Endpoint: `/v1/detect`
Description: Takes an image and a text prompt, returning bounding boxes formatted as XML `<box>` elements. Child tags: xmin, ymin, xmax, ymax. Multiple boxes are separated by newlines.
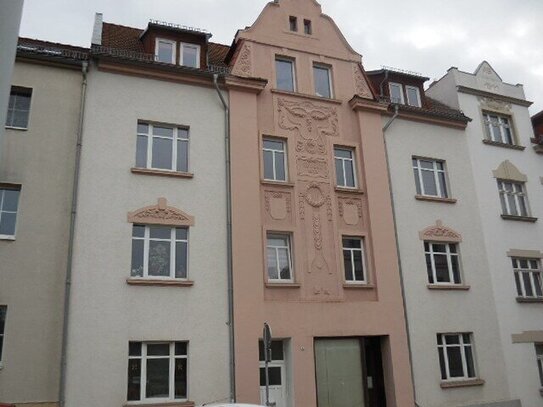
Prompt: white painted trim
<box><xmin>155</xmin><ymin>38</ymin><xmax>177</xmax><ymax>64</ymax></box>
<box><xmin>405</xmin><ymin>85</ymin><xmax>421</xmax><ymax>107</ymax></box>
<box><xmin>179</xmin><ymin>42</ymin><xmax>201</xmax><ymax>68</ymax></box>
<box><xmin>388</xmin><ymin>82</ymin><xmax>404</xmax><ymax>104</ymax></box>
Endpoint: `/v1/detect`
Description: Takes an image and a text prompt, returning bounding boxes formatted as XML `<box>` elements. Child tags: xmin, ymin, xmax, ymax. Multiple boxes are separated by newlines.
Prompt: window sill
<box><xmin>335</xmin><ymin>186</ymin><xmax>364</xmax><ymax>194</ymax></box>
<box><xmin>124</xmin><ymin>401</ymin><xmax>194</xmax><ymax>407</ymax></box>
<box><xmin>126</xmin><ymin>278</ymin><xmax>194</xmax><ymax>287</ymax></box>
<box><xmin>516</xmin><ymin>297</ymin><xmax>543</xmax><ymax>303</ymax></box>
<box><xmin>261</xmin><ymin>179</ymin><xmax>295</xmax><ymax>188</ymax></box>
<box><xmin>131</xmin><ymin>167</ymin><xmax>194</xmax><ymax>179</ymax></box>
<box><xmin>271</xmin><ymin>88</ymin><xmax>342</xmax><ymax>105</ymax></box>
<box><xmin>440</xmin><ymin>378</ymin><xmax>485</xmax><ymax>389</ymax></box>
<box><xmin>501</xmin><ymin>214</ymin><xmax>538</xmax><ymax>223</ymax></box>
<box><xmin>415</xmin><ymin>195</ymin><xmax>457</xmax><ymax>204</ymax></box>
<box><xmin>265</xmin><ymin>282</ymin><xmax>301</xmax><ymax>288</ymax></box>
<box><xmin>5</xmin><ymin>125</ymin><xmax>28</xmax><ymax>131</ymax></box>
<box><xmin>482</xmin><ymin>139</ymin><xmax>526</xmax><ymax>151</ymax></box>
<box><xmin>343</xmin><ymin>283</ymin><xmax>374</xmax><ymax>289</ymax></box>
<box><xmin>0</xmin><ymin>235</ymin><xmax>16</xmax><ymax>241</ymax></box>
<box><xmin>427</xmin><ymin>284</ymin><xmax>470</xmax><ymax>291</ymax></box>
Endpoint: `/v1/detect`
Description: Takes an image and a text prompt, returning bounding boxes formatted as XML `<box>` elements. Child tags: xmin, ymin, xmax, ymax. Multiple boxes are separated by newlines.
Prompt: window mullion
<box><xmin>442</xmin><ymin>343</ymin><xmax>451</xmax><ymax>379</ymax></box>
<box><xmin>146</xmin><ymin>126</ymin><xmax>153</xmax><ymax>169</ymax></box>
<box><xmin>350</xmin><ymin>249</ymin><xmax>355</xmax><ymax>281</ymax></box>
<box><xmin>169</xmin><ymin>343</ymin><xmax>175</xmax><ymax>399</ymax></box>
<box><xmin>342</xmin><ymin>158</ymin><xmax>347</xmax><ymax>187</ymax></box>
<box><xmin>170</xmin><ymin>228</ymin><xmax>175</xmax><ymax>278</ymax></box>
<box><xmin>172</xmin><ymin>128</ymin><xmax>178</xmax><ymax>171</ymax></box>
<box><xmin>275</xmin><ymin>247</ymin><xmax>281</xmax><ymax>280</ymax></box>
<box><xmin>445</xmin><ymin>245</ymin><xmax>454</xmax><ymax>283</ymax></box>
<box><xmin>429</xmin><ymin>245</ymin><xmax>438</xmax><ymax>284</ymax></box>
<box><xmin>272</xmin><ymin>151</ymin><xmax>277</xmax><ymax>180</ymax></box>
<box><xmin>432</xmin><ymin>162</ymin><xmax>442</xmax><ymax>197</ymax></box>
<box><xmin>141</xmin><ymin>343</ymin><xmax>147</xmax><ymax>400</ymax></box>
<box><xmin>460</xmin><ymin>339</ymin><xmax>469</xmax><ymax>378</ymax></box>
<box><xmin>417</xmin><ymin>165</ymin><xmax>425</xmax><ymax>195</ymax></box>
<box><xmin>143</xmin><ymin>227</ymin><xmax>150</xmax><ymax>278</ymax></box>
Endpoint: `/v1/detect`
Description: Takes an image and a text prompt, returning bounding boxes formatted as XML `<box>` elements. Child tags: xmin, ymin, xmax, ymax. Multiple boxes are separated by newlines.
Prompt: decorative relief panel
<box><xmin>296</xmin><ymin>156</ymin><xmax>328</xmax><ymax>178</ymax></box>
<box><xmin>338</xmin><ymin>197</ymin><xmax>363</xmax><ymax>226</ymax></box>
<box><xmin>127</xmin><ymin>198</ymin><xmax>194</xmax><ymax>226</ymax></box>
<box><xmin>478</xmin><ymin>97</ymin><xmax>511</xmax><ymax>113</ymax></box>
<box><xmin>353</xmin><ymin>64</ymin><xmax>373</xmax><ymax>99</ymax></box>
<box><xmin>264</xmin><ymin>190</ymin><xmax>292</xmax><ymax>222</ymax></box>
<box><xmin>419</xmin><ymin>220</ymin><xmax>462</xmax><ymax>242</ymax></box>
<box><xmin>231</xmin><ymin>42</ymin><xmax>252</xmax><ymax>77</ymax></box>
<box><xmin>492</xmin><ymin>160</ymin><xmax>527</xmax><ymax>182</ymax></box>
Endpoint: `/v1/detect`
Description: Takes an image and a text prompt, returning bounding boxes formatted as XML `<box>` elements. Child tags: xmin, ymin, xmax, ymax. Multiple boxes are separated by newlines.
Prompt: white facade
<box><xmin>428</xmin><ymin>62</ymin><xmax>543</xmax><ymax>407</ymax></box>
<box><xmin>64</xmin><ymin>68</ymin><xmax>230</xmax><ymax>406</ymax></box>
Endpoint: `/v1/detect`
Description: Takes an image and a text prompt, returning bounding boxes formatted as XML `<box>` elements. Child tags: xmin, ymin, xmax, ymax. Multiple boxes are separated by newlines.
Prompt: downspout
<box><xmin>381</xmin><ymin>104</ymin><xmax>419</xmax><ymax>406</ymax></box>
<box><xmin>59</xmin><ymin>59</ymin><xmax>88</xmax><ymax>407</ymax></box>
<box><xmin>213</xmin><ymin>73</ymin><xmax>236</xmax><ymax>403</ymax></box>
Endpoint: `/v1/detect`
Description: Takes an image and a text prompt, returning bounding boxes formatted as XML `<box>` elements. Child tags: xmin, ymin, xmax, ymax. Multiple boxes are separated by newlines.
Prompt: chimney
<box><xmin>91</xmin><ymin>12</ymin><xmax>103</xmax><ymax>45</ymax></box>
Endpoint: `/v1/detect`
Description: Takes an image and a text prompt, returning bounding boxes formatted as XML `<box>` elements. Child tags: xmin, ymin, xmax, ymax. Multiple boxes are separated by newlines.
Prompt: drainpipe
<box><xmin>381</xmin><ymin>104</ymin><xmax>419</xmax><ymax>406</ymax></box>
<box><xmin>58</xmin><ymin>59</ymin><xmax>88</xmax><ymax>407</ymax></box>
<box><xmin>213</xmin><ymin>73</ymin><xmax>236</xmax><ymax>403</ymax></box>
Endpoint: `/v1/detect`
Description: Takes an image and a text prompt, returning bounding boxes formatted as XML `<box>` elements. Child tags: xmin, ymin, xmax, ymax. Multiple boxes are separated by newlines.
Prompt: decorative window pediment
<box><xmin>419</xmin><ymin>220</ymin><xmax>462</xmax><ymax>242</ymax></box>
<box><xmin>127</xmin><ymin>198</ymin><xmax>194</xmax><ymax>226</ymax></box>
<box><xmin>492</xmin><ymin>160</ymin><xmax>527</xmax><ymax>182</ymax></box>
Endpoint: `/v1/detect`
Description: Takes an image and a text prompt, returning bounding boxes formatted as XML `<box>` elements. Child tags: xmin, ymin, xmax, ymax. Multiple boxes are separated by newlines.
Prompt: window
<box><xmin>180</xmin><ymin>43</ymin><xmax>200</xmax><ymax>68</ymax></box>
<box><xmin>263</xmin><ymin>138</ymin><xmax>287</xmax><ymax>181</ymax></box>
<box><xmin>406</xmin><ymin>85</ymin><xmax>421</xmax><ymax>107</ymax></box>
<box><xmin>425</xmin><ymin>242</ymin><xmax>461</xmax><ymax>285</ymax></box>
<box><xmin>6</xmin><ymin>87</ymin><xmax>32</xmax><ymax>129</ymax></box>
<box><xmin>275</xmin><ymin>58</ymin><xmax>295</xmax><ymax>92</ymax></box>
<box><xmin>0</xmin><ymin>186</ymin><xmax>21</xmax><ymax>238</ymax></box>
<box><xmin>342</xmin><ymin>237</ymin><xmax>366</xmax><ymax>284</ymax></box>
<box><xmin>334</xmin><ymin>147</ymin><xmax>357</xmax><ymax>188</ymax></box>
<box><xmin>259</xmin><ymin>340</ymin><xmax>284</xmax><ymax>385</ymax></box>
<box><xmin>536</xmin><ymin>344</ymin><xmax>543</xmax><ymax>387</ymax></box>
<box><xmin>266</xmin><ymin>233</ymin><xmax>293</xmax><ymax>282</ymax></box>
<box><xmin>155</xmin><ymin>39</ymin><xmax>176</xmax><ymax>64</ymax></box>
<box><xmin>437</xmin><ymin>333</ymin><xmax>476</xmax><ymax>381</ymax></box>
<box><xmin>513</xmin><ymin>258</ymin><xmax>542</xmax><ymax>299</ymax></box>
<box><xmin>0</xmin><ymin>306</ymin><xmax>6</xmax><ymax>363</ymax></box>
<box><xmin>483</xmin><ymin>113</ymin><xmax>514</xmax><ymax>144</ymax></box>
<box><xmin>289</xmin><ymin>16</ymin><xmax>297</xmax><ymax>32</ymax></box>
<box><xmin>498</xmin><ymin>180</ymin><xmax>528</xmax><ymax>217</ymax></box>
<box><xmin>136</xmin><ymin>122</ymin><xmax>189</xmax><ymax>173</ymax></box>
<box><xmin>389</xmin><ymin>82</ymin><xmax>404</xmax><ymax>104</ymax></box>
<box><xmin>127</xmin><ymin>341</ymin><xmax>187</xmax><ymax>402</ymax></box>
<box><xmin>412</xmin><ymin>158</ymin><xmax>449</xmax><ymax>198</ymax></box>
<box><xmin>304</xmin><ymin>19</ymin><xmax>312</xmax><ymax>35</ymax></box>
<box><xmin>131</xmin><ymin>225</ymin><xmax>188</xmax><ymax>280</ymax></box>
<box><xmin>313</xmin><ymin>65</ymin><xmax>332</xmax><ymax>98</ymax></box>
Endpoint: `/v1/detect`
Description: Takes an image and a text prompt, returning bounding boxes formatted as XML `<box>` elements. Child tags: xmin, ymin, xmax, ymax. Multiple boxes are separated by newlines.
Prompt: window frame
<box><xmin>424</xmin><ymin>241</ymin><xmax>462</xmax><ymax>285</ymax></box>
<box><xmin>127</xmin><ymin>341</ymin><xmax>188</xmax><ymax>403</ymax></box>
<box><xmin>313</xmin><ymin>63</ymin><xmax>333</xmax><ymax>99</ymax></box>
<box><xmin>0</xmin><ymin>185</ymin><xmax>21</xmax><ymax>240</ymax></box>
<box><xmin>179</xmin><ymin>42</ymin><xmax>201</xmax><ymax>68</ymax></box>
<box><xmin>412</xmin><ymin>157</ymin><xmax>449</xmax><ymax>198</ymax></box>
<box><xmin>512</xmin><ymin>258</ymin><xmax>543</xmax><ymax>299</ymax></box>
<box><xmin>131</xmin><ymin>225</ymin><xmax>189</xmax><ymax>280</ymax></box>
<box><xmin>5</xmin><ymin>86</ymin><xmax>32</xmax><ymax>130</ymax></box>
<box><xmin>303</xmin><ymin>19</ymin><xmax>312</xmax><ymax>35</ymax></box>
<box><xmin>334</xmin><ymin>146</ymin><xmax>358</xmax><ymax>189</ymax></box>
<box><xmin>289</xmin><ymin>16</ymin><xmax>298</xmax><ymax>32</ymax></box>
<box><xmin>266</xmin><ymin>232</ymin><xmax>294</xmax><ymax>283</ymax></box>
<box><xmin>275</xmin><ymin>56</ymin><xmax>296</xmax><ymax>92</ymax></box>
<box><xmin>388</xmin><ymin>82</ymin><xmax>404</xmax><ymax>104</ymax></box>
<box><xmin>497</xmin><ymin>180</ymin><xmax>529</xmax><ymax>217</ymax></box>
<box><xmin>483</xmin><ymin>112</ymin><xmax>515</xmax><ymax>145</ymax></box>
<box><xmin>0</xmin><ymin>305</ymin><xmax>6</xmax><ymax>365</ymax></box>
<box><xmin>262</xmin><ymin>137</ymin><xmax>288</xmax><ymax>182</ymax></box>
<box><xmin>342</xmin><ymin>237</ymin><xmax>367</xmax><ymax>284</ymax></box>
<box><xmin>536</xmin><ymin>344</ymin><xmax>543</xmax><ymax>388</ymax></box>
<box><xmin>258</xmin><ymin>339</ymin><xmax>286</xmax><ymax>390</ymax></box>
<box><xmin>155</xmin><ymin>38</ymin><xmax>177</xmax><ymax>64</ymax></box>
<box><xmin>437</xmin><ymin>333</ymin><xmax>477</xmax><ymax>382</ymax></box>
<box><xmin>405</xmin><ymin>85</ymin><xmax>421</xmax><ymax>107</ymax></box>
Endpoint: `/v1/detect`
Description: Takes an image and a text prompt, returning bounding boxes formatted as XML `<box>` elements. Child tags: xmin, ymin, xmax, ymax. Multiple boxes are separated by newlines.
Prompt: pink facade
<box><xmin>227</xmin><ymin>0</ymin><xmax>414</xmax><ymax>406</ymax></box>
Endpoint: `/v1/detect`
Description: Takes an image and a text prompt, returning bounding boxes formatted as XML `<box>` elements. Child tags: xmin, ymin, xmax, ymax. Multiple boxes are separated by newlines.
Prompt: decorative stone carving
<box><xmin>297</xmin><ymin>157</ymin><xmax>328</xmax><ymax>178</ymax></box>
<box><xmin>338</xmin><ymin>197</ymin><xmax>362</xmax><ymax>226</ymax></box>
<box><xmin>419</xmin><ymin>220</ymin><xmax>462</xmax><ymax>242</ymax></box>
<box><xmin>298</xmin><ymin>192</ymin><xmax>305</xmax><ymax>220</ymax></box>
<box><xmin>305</xmin><ymin>183</ymin><xmax>326</xmax><ymax>208</ymax></box>
<box><xmin>478</xmin><ymin>97</ymin><xmax>511</xmax><ymax>113</ymax></box>
<box><xmin>310</xmin><ymin>213</ymin><xmax>329</xmax><ymax>275</ymax></box>
<box><xmin>353</xmin><ymin>64</ymin><xmax>373</xmax><ymax>99</ymax></box>
<box><xmin>492</xmin><ymin>160</ymin><xmax>527</xmax><ymax>182</ymax></box>
<box><xmin>326</xmin><ymin>196</ymin><xmax>332</xmax><ymax>222</ymax></box>
<box><xmin>264</xmin><ymin>191</ymin><xmax>292</xmax><ymax>221</ymax></box>
<box><xmin>127</xmin><ymin>198</ymin><xmax>195</xmax><ymax>226</ymax></box>
<box><xmin>231</xmin><ymin>42</ymin><xmax>252</xmax><ymax>77</ymax></box>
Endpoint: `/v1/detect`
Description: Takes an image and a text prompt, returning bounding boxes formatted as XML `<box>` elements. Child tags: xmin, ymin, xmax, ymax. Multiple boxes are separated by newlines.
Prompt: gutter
<box><xmin>59</xmin><ymin>60</ymin><xmax>88</xmax><ymax>407</ymax></box>
<box><xmin>213</xmin><ymin>73</ymin><xmax>236</xmax><ymax>403</ymax></box>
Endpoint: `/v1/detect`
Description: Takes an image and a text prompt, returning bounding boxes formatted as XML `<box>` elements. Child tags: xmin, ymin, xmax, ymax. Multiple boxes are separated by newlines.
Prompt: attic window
<box><xmin>180</xmin><ymin>43</ymin><xmax>200</xmax><ymax>68</ymax></box>
<box><xmin>155</xmin><ymin>38</ymin><xmax>176</xmax><ymax>64</ymax></box>
<box><xmin>304</xmin><ymin>19</ymin><xmax>312</xmax><ymax>35</ymax></box>
<box><xmin>289</xmin><ymin>16</ymin><xmax>298</xmax><ymax>32</ymax></box>
<box><xmin>406</xmin><ymin>86</ymin><xmax>421</xmax><ymax>107</ymax></box>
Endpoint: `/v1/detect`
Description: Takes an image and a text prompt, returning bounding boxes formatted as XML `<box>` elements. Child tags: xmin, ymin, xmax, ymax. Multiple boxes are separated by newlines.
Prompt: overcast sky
<box><xmin>19</xmin><ymin>0</ymin><xmax>543</xmax><ymax>114</ymax></box>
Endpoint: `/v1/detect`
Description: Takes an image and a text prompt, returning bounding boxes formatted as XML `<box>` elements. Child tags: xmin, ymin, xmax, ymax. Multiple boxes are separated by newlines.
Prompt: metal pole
<box><xmin>264</xmin><ymin>355</ymin><xmax>270</xmax><ymax>406</ymax></box>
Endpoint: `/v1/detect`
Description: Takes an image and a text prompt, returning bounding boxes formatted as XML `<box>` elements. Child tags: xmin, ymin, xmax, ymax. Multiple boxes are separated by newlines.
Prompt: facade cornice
<box><xmin>224</xmin><ymin>75</ymin><xmax>267</xmax><ymax>93</ymax></box>
<box><xmin>349</xmin><ymin>96</ymin><xmax>388</xmax><ymax>113</ymax></box>
<box><xmin>457</xmin><ymin>85</ymin><xmax>532</xmax><ymax>107</ymax></box>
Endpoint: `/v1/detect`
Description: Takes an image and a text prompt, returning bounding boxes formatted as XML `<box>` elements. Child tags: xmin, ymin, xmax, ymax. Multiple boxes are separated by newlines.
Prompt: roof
<box><xmin>101</xmin><ymin>22</ymin><xmax>229</xmax><ymax>68</ymax></box>
<box><xmin>366</xmin><ymin>68</ymin><xmax>429</xmax><ymax>81</ymax></box>
<box><xmin>17</xmin><ymin>37</ymin><xmax>89</xmax><ymax>63</ymax></box>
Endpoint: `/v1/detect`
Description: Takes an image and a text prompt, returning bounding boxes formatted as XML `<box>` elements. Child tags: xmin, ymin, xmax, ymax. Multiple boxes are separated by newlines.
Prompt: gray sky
<box><xmin>19</xmin><ymin>0</ymin><xmax>543</xmax><ymax>114</ymax></box>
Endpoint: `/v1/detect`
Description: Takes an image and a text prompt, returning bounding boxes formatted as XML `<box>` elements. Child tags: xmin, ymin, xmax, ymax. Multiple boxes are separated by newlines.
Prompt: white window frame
<box><xmin>137</xmin><ymin>123</ymin><xmax>190</xmax><ymax>173</ymax></box>
<box><xmin>334</xmin><ymin>147</ymin><xmax>357</xmax><ymax>189</ymax></box>
<box><xmin>405</xmin><ymin>85</ymin><xmax>421</xmax><ymax>107</ymax></box>
<box><xmin>342</xmin><ymin>237</ymin><xmax>367</xmax><ymax>284</ymax></box>
<box><xmin>5</xmin><ymin>87</ymin><xmax>32</xmax><ymax>130</ymax></box>
<box><xmin>425</xmin><ymin>242</ymin><xmax>462</xmax><ymax>285</ymax></box>
<box><xmin>263</xmin><ymin>138</ymin><xmax>288</xmax><ymax>182</ymax></box>
<box><xmin>536</xmin><ymin>344</ymin><xmax>543</xmax><ymax>387</ymax></box>
<box><xmin>275</xmin><ymin>57</ymin><xmax>296</xmax><ymax>92</ymax></box>
<box><xmin>128</xmin><ymin>341</ymin><xmax>188</xmax><ymax>403</ymax></box>
<box><xmin>0</xmin><ymin>187</ymin><xmax>21</xmax><ymax>240</ymax></box>
<box><xmin>497</xmin><ymin>180</ymin><xmax>529</xmax><ymax>217</ymax></box>
<box><xmin>412</xmin><ymin>158</ymin><xmax>449</xmax><ymax>198</ymax></box>
<box><xmin>266</xmin><ymin>233</ymin><xmax>294</xmax><ymax>283</ymax></box>
<box><xmin>179</xmin><ymin>42</ymin><xmax>201</xmax><ymax>68</ymax></box>
<box><xmin>388</xmin><ymin>82</ymin><xmax>404</xmax><ymax>104</ymax></box>
<box><xmin>483</xmin><ymin>112</ymin><xmax>514</xmax><ymax>145</ymax></box>
<box><xmin>0</xmin><ymin>305</ymin><xmax>6</xmax><ymax>364</ymax></box>
<box><xmin>155</xmin><ymin>38</ymin><xmax>176</xmax><ymax>64</ymax></box>
<box><xmin>437</xmin><ymin>333</ymin><xmax>477</xmax><ymax>382</ymax></box>
<box><xmin>259</xmin><ymin>340</ymin><xmax>286</xmax><ymax>402</ymax></box>
<box><xmin>131</xmin><ymin>225</ymin><xmax>189</xmax><ymax>280</ymax></box>
<box><xmin>513</xmin><ymin>258</ymin><xmax>543</xmax><ymax>299</ymax></box>
<box><xmin>313</xmin><ymin>64</ymin><xmax>333</xmax><ymax>99</ymax></box>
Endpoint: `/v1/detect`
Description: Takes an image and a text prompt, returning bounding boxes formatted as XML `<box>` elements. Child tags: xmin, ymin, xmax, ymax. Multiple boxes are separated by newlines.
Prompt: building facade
<box><xmin>428</xmin><ymin>62</ymin><xmax>543</xmax><ymax>407</ymax></box>
<box><xmin>226</xmin><ymin>1</ymin><xmax>414</xmax><ymax>406</ymax></box>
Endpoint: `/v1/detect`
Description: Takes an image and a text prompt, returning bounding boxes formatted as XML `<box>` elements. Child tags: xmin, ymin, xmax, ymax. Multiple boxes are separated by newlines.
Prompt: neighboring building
<box><xmin>428</xmin><ymin>62</ymin><xmax>543</xmax><ymax>407</ymax></box>
<box><xmin>531</xmin><ymin>110</ymin><xmax>543</xmax><ymax>154</ymax></box>
<box><xmin>63</xmin><ymin>16</ymin><xmax>232</xmax><ymax>407</ymax></box>
<box><xmin>0</xmin><ymin>39</ymin><xmax>88</xmax><ymax>406</ymax></box>
<box><xmin>368</xmin><ymin>67</ymin><xmax>520</xmax><ymax>407</ymax></box>
<box><xmin>226</xmin><ymin>0</ymin><xmax>414</xmax><ymax>406</ymax></box>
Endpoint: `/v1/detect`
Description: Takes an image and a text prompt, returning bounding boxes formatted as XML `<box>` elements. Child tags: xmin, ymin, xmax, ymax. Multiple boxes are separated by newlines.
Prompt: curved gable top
<box><xmin>492</xmin><ymin>160</ymin><xmax>527</xmax><ymax>182</ymax></box>
<box><xmin>127</xmin><ymin>198</ymin><xmax>195</xmax><ymax>226</ymax></box>
<box><xmin>419</xmin><ymin>220</ymin><xmax>462</xmax><ymax>242</ymax></box>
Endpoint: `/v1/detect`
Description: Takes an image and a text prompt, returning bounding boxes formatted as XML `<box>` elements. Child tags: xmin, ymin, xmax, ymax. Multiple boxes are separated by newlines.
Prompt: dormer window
<box><xmin>155</xmin><ymin>38</ymin><xmax>176</xmax><ymax>64</ymax></box>
<box><xmin>389</xmin><ymin>82</ymin><xmax>422</xmax><ymax>107</ymax></box>
<box><xmin>180</xmin><ymin>43</ymin><xmax>200</xmax><ymax>68</ymax></box>
<box><xmin>289</xmin><ymin>16</ymin><xmax>298</xmax><ymax>32</ymax></box>
<box><xmin>389</xmin><ymin>82</ymin><xmax>404</xmax><ymax>104</ymax></box>
<box><xmin>304</xmin><ymin>19</ymin><xmax>312</xmax><ymax>35</ymax></box>
<box><xmin>406</xmin><ymin>86</ymin><xmax>421</xmax><ymax>107</ymax></box>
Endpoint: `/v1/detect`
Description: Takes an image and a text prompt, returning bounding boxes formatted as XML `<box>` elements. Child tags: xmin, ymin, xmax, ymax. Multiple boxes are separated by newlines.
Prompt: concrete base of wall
<box><xmin>464</xmin><ymin>400</ymin><xmax>521</xmax><ymax>407</ymax></box>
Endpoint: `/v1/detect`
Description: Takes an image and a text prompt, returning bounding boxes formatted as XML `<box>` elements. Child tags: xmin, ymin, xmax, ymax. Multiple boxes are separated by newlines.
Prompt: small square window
<box><xmin>342</xmin><ymin>237</ymin><xmax>366</xmax><ymax>284</ymax></box>
<box><xmin>155</xmin><ymin>39</ymin><xmax>176</xmax><ymax>64</ymax></box>
<box><xmin>263</xmin><ymin>138</ymin><xmax>287</xmax><ymax>182</ymax></box>
<box><xmin>313</xmin><ymin>64</ymin><xmax>332</xmax><ymax>99</ymax></box>
<box><xmin>6</xmin><ymin>87</ymin><xmax>32</xmax><ymax>129</ymax></box>
<box><xmin>289</xmin><ymin>16</ymin><xmax>298</xmax><ymax>32</ymax></box>
<box><xmin>0</xmin><ymin>186</ymin><xmax>21</xmax><ymax>238</ymax></box>
<box><xmin>304</xmin><ymin>19</ymin><xmax>312</xmax><ymax>35</ymax></box>
<box><xmin>388</xmin><ymin>82</ymin><xmax>404</xmax><ymax>104</ymax></box>
<box><xmin>334</xmin><ymin>147</ymin><xmax>357</xmax><ymax>188</ymax></box>
<box><xmin>266</xmin><ymin>233</ymin><xmax>293</xmax><ymax>282</ymax></box>
<box><xmin>275</xmin><ymin>58</ymin><xmax>296</xmax><ymax>92</ymax></box>
<box><xmin>412</xmin><ymin>158</ymin><xmax>449</xmax><ymax>198</ymax></box>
